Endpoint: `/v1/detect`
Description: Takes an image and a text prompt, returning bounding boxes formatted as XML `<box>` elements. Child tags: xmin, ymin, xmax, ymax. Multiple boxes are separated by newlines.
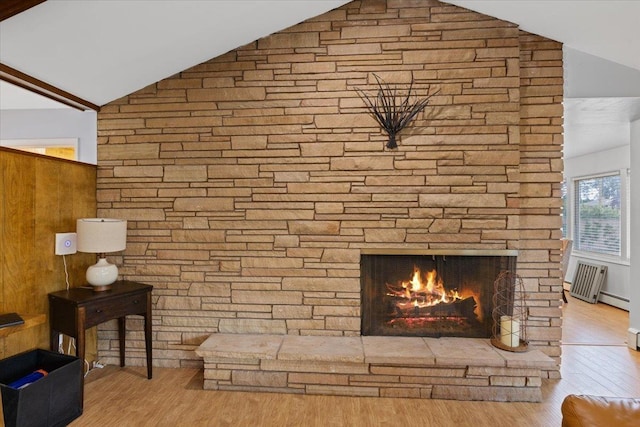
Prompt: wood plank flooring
<box><xmin>562</xmin><ymin>292</ymin><xmax>629</xmax><ymax>345</ymax></box>
<box><xmin>61</xmin><ymin>297</ymin><xmax>640</xmax><ymax>426</ymax></box>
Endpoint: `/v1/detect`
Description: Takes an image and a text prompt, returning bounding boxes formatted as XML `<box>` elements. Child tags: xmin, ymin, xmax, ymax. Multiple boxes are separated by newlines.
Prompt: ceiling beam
<box><xmin>0</xmin><ymin>63</ymin><xmax>100</xmax><ymax>111</ymax></box>
<box><xmin>0</xmin><ymin>0</ymin><xmax>46</xmax><ymax>22</ymax></box>
<box><xmin>1</xmin><ymin>1</ymin><xmax>99</xmax><ymax>110</ymax></box>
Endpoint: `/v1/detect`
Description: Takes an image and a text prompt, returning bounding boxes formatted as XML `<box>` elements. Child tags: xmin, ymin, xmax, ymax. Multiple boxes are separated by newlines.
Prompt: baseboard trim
<box><xmin>598</xmin><ymin>293</ymin><xmax>629</xmax><ymax>311</ymax></box>
<box><xmin>627</xmin><ymin>328</ymin><xmax>639</xmax><ymax>351</ymax></box>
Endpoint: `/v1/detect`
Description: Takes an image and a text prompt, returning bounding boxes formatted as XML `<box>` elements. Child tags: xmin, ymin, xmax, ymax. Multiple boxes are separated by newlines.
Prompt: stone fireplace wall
<box><xmin>96</xmin><ymin>0</ymin><xmax>563</xmax><ymax>376</ymax></box>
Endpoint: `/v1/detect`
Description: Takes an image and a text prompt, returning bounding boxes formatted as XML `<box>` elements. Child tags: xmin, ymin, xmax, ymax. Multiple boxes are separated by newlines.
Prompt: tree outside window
<box><xmin>574</xmin><ymin>174</ymin><xmax>621</xmax><ymax>256</ymax></box>
<box><xmin>561</xmin><ymin>181</ymin><xmax>568</xmax><ymax>238</ymax></box>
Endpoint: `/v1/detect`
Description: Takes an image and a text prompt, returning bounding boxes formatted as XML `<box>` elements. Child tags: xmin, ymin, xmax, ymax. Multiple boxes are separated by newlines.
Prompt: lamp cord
<box><xmin>60</xmin><ymin>255</ymin><xmax>94</xmax><ymax>375</ymax></box>
<box><xmin>62</xmin><ymin>254</ymin><xmax>71</xmax><ymax>290</ymax></box>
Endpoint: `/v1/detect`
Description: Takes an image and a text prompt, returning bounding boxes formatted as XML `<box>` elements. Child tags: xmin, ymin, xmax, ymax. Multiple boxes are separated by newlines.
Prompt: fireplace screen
<box><xmin>361</xmin><ymin>253</ymin><xmax>517</xmax><ymax>338</ymax></box>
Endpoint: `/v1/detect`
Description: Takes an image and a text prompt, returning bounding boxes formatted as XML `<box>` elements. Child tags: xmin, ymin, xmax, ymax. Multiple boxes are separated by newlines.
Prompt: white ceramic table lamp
<box><xmin>76</xmin><ymin>218</ymin><xmax>127</xmax><ymax>291</ymax></box>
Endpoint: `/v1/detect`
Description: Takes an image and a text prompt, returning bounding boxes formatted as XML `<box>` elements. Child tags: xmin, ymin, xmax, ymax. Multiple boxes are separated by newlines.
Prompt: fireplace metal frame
<box><xmin>360</xmin><ymin>249</ymin><xmax>519</xmax><ymax>257</ymax></box>
<box><xmin>360</xmin><ymin>250</ymin><xmax>518</xmax><ymax>338</ymax></box>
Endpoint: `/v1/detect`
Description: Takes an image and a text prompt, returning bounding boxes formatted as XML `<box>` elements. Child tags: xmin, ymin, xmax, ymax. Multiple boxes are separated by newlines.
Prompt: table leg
<box><xmin>118</xmin><ymin>317</ymin><xmax>126</xmax><ymax>367</ymax></box>
<box><xmin>50</xmin><ymin>329</ymin><xmax>60</xmax><ymax>352</ymax></box>
<box><xmin>145</xmin><ymin>294</ymin><xmax>153</xmax><ymax>379</ymax></box>
<box><xmin>74</xmin><ymin>308</ymin><xmax>86</xmax><ymax>406</ymax></box>
<box><xmin>76</xmin><ymin>330</ymin><xmax>85</xmax><ymax>376</ymax></box>
<box><xmin>76</xmin><ymin>307</ymin><xmax>86</xmax><ymax>373</ymax></box>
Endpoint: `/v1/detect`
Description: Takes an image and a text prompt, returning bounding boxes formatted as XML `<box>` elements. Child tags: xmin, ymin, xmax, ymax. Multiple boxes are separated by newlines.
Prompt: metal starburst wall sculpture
<box><xmin>355</xmin><ymin>74</ymin><xmax>438</xmax><ymax>149</ymax></box>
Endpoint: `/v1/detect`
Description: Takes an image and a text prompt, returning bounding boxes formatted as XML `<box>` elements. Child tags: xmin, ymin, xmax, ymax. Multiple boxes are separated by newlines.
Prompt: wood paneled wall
<box><xmin>0</xmin><ymin>147</ymin><xmax>96</xmax><ymax>359</ymax></box>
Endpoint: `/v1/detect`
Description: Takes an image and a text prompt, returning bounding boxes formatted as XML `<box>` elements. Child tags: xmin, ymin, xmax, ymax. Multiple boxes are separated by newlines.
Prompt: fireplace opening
<box><xmin>361</xmin><ymin>252</ymin><xmax>517</xmax><ymax>338</ymax></box>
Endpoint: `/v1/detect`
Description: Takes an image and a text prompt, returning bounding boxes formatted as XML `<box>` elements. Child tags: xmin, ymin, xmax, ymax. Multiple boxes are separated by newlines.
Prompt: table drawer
<box><xmin>84</xmin><ymin>294</ymin><xmax>147</xmax><ymax>327</ymax></box>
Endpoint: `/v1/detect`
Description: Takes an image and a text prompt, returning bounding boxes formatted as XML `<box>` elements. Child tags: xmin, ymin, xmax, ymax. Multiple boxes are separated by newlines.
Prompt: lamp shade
<box><xmin>76</xmin><ymin>218</ymin><xmax>127</xmax><ymax>253</ymax></box>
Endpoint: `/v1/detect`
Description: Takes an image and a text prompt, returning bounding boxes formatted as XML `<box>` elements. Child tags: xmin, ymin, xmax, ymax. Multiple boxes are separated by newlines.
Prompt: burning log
<box><xmin>384</xmin><ymin>266</ymin><xmax>479</xmax><ymax>323</ymax></box>
<box><xmin>391</xmin><ymin>296</ymin><xmax>477</xmax><ymax>320</ymax></box>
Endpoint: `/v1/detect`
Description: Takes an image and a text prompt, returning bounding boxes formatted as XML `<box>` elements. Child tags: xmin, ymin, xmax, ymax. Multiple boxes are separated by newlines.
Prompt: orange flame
<box><xmin>385</xmin><ymin>265</ymin><xmax>482</xmax><ymax>322</ymax></box>
<box><xmin>397</xmin><ymin>267</ymin><xmax>462</xmax><ymax>308</ymax></box>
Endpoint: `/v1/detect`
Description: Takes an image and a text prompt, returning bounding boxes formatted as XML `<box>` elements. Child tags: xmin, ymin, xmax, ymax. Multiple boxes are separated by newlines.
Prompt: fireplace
<box><xmin>361</xmin><ymin>250</ymin><xmax>517</xmax><ymax>338</ymax></box>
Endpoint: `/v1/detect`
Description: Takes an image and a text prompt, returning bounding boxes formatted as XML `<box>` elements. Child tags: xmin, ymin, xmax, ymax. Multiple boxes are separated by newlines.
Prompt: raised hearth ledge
<box><xmin>196</xmin><ymin>334</ymin><xmax>554</xmax><ymax>402</ymax></box>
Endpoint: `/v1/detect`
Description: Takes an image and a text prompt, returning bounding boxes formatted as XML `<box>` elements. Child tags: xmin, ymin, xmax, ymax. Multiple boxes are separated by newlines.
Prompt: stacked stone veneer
<box><xmin>96</xmin><ymin>0</ymin><xmax>564</xmax><ymax>378</ymax></box>
<box><xmin>196</xmin><ymin>334</ymin><xmax>556</xmax><ymax>401</ymax></box>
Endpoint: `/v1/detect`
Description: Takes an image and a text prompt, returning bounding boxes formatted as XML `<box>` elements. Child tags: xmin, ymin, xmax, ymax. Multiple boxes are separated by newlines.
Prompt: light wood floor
<box><xmin>63</xmin><ymin>296</ymin><xmax>639</xmax><ymax>426</ymax></box>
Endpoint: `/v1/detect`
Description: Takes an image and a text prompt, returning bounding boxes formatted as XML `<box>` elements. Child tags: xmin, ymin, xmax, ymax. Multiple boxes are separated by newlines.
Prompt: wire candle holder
<box><xmin>491</xmin><ymin>271</ymin><xmax>528</xmax><ymax>352</ymax></box>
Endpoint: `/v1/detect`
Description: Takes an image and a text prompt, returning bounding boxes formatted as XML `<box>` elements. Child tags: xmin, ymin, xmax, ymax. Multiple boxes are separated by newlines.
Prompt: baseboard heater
<box><xmin>570</xmin><ymin>261</ymin><xmax>607</xmax><ymax>304</ymax></box>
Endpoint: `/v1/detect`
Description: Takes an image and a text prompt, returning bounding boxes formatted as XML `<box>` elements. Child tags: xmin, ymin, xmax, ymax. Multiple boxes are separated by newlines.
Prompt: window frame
<box><xmin>0</xmin><ymin>138</ymin><xmax>78</xmax><ymax>161</ymax></box>
<box><xmin>570</xmin><ymin>169</ymin><xmax>630</xmax><ymax>265</ymax></box>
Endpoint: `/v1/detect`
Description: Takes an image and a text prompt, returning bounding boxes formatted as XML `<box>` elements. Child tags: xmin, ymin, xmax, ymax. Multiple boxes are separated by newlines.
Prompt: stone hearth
<box><xmin>196</xmin><ymin>334</ymin><xmax>554</xmax><ymax>402</ymax></box>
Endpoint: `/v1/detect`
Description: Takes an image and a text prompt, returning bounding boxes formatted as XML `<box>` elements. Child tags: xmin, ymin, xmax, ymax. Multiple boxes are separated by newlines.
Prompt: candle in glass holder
<box><xmin>500</xmin><ymin>315</ymin><xmax>520</xmax><ymax>347</ymax></box>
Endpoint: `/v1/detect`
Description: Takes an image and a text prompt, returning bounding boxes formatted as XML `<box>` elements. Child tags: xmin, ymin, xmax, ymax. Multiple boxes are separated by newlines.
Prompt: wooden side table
<box><xmin>48</xmin><ymin>280</ymin><xmax>153</xmax><ymax>384</ymax></box>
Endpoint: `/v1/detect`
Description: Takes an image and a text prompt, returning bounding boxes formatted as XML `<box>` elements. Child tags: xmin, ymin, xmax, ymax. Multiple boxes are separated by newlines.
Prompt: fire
<box><xmin>394</xmin><ymin>266</ymin><xmax>461</xmax><ymax>309</ymax></box>
<box><xmin>384</xmin><ymin>265</ymin><xmax>483</xmax><ymax>328</ymax></box>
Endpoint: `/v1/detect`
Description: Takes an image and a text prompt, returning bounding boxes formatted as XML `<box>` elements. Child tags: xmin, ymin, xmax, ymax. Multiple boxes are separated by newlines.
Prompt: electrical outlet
<box><xmin>55</xmin><ymin>232</ymin><xmax>77</xmax><ymax>255</ymax></box>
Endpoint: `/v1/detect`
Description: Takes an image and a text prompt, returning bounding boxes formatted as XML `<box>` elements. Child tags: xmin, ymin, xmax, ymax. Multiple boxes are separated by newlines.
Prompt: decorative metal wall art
<box><xmin>355</xmin><ymin>74</ymin><xmax>437</xmax><ymax>149</ymax></box>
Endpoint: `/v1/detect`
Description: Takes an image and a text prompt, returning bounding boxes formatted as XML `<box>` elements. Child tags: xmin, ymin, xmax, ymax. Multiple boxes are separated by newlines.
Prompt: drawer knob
<box><xmin>133</xmin><ymin>300</ymin><xmax>139</xmax><ymax>304</ymax></box>
<box><xmin>95</xmin><ymin>309</ymin><xmax>102</xmax><ymax>313</ymax></box>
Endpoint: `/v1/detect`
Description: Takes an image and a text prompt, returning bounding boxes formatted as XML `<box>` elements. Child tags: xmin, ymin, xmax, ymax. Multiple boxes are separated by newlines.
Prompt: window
<box><xmin>0</xmin><ymin>138</ymin><xmax>77</xmax><ymax>161</ymax></box>
<box><xmin>561</xmin><ymin>181</ymin><xmax>568</xmax><ymax>238</ymax></box>
<box><xmin>625</xmin><ymin>168</ymin><xmax>631</xmax><ymax>258</ymax></box>
<box><xmin>574</xmin><ymin>173</ymin><xmax>621</xmax><ymax>256</ymax></box>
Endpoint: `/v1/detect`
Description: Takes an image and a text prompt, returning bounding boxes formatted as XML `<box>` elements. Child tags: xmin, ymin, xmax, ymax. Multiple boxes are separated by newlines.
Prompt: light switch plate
<box><xmin>55</xmin><ymin>232</ymin><xmax>77</xmax><ymax>255</ymax></box>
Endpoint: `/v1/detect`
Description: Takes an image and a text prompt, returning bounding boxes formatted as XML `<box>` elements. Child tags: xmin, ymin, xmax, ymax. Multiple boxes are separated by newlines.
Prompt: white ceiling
<box><xmin>565</xmin><ymin>98</ymin><xmax>640</xmax><ymax>125</ymax></box>
<box><xmin>0</xmin><ymin>79</ymin><xmax>70</xmax><ymax>109</ymax></box>
<box><xmin>2</xmin><ymin>0</ymin><xmax>640</xmax><ymax>159</ymax></box>
<box><xmin>0</xmin><ymin>0</ymin><xmax>350</xmax><ymax>107</ymax></box>
<box><xmin>564</xmin><ymin>97</ymin><xmax>640</xmax><ymax>158</ymax></box>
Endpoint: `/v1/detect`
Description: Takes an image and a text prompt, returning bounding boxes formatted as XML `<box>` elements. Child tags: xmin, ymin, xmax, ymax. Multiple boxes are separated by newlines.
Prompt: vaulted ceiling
<box><xmin>1</xmin><ymin>0</ymin><xmax>639</xmax><ymax>158</ymax></box>
<box><xmin>0</xmin><ymin>0</ymin><xmax>350</xmax><ymax>108</ymax></box>
<box><xmin>2</xmin><ymin>0</ymin><xmax>640</xmax><ymax>109</ymax></box>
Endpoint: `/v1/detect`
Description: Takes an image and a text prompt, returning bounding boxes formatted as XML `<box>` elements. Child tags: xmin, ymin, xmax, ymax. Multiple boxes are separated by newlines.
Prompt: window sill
<box><xmin>571</xmin><ymin>250</ymin><xmax>630</xmax><ymax>267</ymax></box>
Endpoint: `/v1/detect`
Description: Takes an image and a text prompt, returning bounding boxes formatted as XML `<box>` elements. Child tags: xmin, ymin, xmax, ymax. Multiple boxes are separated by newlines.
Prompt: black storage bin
<box><xmin>0</xmin><ymin>349</ymin><xmax>82</xmax><ymax>427</ymax></box>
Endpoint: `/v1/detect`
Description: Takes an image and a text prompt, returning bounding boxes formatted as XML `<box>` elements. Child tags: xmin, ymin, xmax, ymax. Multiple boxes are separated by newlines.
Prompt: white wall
<box><xmin>630</xmin><ymin>119</ymin><xmax>640</xmax><ymax>341</ymax></box>
<box><xmin>564</xmin><ymin>48</ymin><xmax>640</xmax><ymax>98</ymax></box>
<box><xmin>0</xmin><ymin>109</ymin><xmax>97</xmax><ymax>164</ymax></box>
<box><xmin>564</xmin><ymin>143</ymin><xmax>630</xmax><ymax>310</ymax></box>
